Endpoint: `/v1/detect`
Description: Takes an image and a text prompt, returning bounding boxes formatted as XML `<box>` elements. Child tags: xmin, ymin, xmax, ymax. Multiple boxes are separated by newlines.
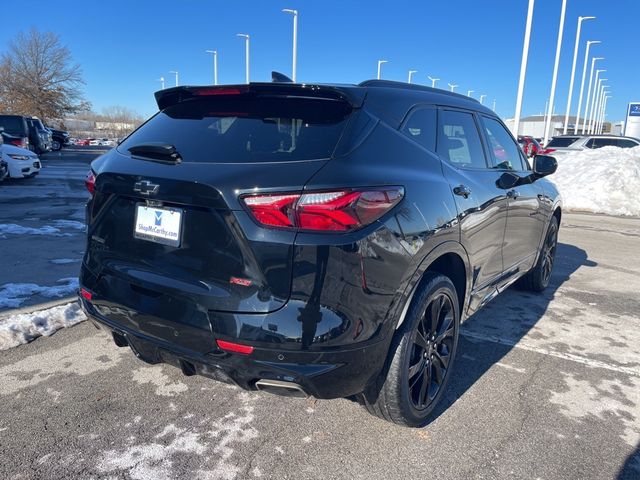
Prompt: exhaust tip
<box><xmin>255</xmin><ymin>379</ymin><xmax>308</xmax><ymax>398</ymax></box>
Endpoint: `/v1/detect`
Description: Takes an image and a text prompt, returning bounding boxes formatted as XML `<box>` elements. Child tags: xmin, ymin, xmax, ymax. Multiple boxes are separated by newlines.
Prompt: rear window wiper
<box><xmin>128</xmin><ymin>143</ymin><xmax>182</xmax><ymax>164</ymax></box>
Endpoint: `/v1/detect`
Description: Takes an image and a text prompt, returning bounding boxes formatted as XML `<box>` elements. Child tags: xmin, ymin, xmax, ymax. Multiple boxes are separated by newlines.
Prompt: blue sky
<box><xmin>1</xmin><ymin>0</ymin><xmax>637</xmax><ymax>121</ymax></box>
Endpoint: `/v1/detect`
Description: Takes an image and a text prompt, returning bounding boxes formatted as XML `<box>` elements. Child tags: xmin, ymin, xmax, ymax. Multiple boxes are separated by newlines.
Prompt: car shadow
<box><xmin>618</xmin><ymin>445</ymin><xmax>640</xmax><ymax>479</ymax></box>
<box><xmin>429</xmin><ymin>242</ymin><xmax>596</xmax><ymax>419</ymax></box>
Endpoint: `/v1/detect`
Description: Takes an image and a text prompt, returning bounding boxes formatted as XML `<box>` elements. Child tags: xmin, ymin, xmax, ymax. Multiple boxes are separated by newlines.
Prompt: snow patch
<box><xmin>0</xmin><ymin>278</ymin><xmax>79</xmax><ymax>308</ymax></box>
<box><xmin>0</xmin><ymin>302</ymin><xmax>85</xmax><ymax>350</ymax></box>
<box><xmin>549</xmin><ymin>371</ymin><xmax>640</xmax><ymax>447</ymax></box>
<box><xmin>552</xmin><ymin>146</ymin><xmax>640</xmax><ymax>216</ymax></box>
<box><xmin>97</xmin><ymin>393</ymin><xmax>259</xmax><ymax>480</ymax></box>
<box><xmin>131</xmin><ymin>366</ymin><xmax>189</xmax><ymax>397</ymax></box>
<box><xmin>51</xmin><ymin>219</ymin><xmax>86</xmax><ymax>230</ymax></box>
<box><xmin>50</xmin><ymin>258</ymin><xmax>81</xmax><ymax>265</ymax></box>
<box><xmin>0</xmin><ymin>223</ymin><xmax>71</xmax><ymax>237</ymax></box>
<box><xmin>0</xmin><ymin>335</ymin><xmax>124</xmax><ymax>394</ymax></box>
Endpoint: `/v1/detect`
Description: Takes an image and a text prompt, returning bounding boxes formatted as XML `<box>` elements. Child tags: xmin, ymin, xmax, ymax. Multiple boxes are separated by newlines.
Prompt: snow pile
<box><xmin>551</xmin><ymin>146</ymin><xmax>640</xmax><ymax>216</ymax></box>
<box><xmin>0</xmin><ymin>302</ymin><xmax>86</xmax><ymax>350</ymax></box>
<box><xmin>0</xmin><ymin>278</ymin><xmax>79</xmax><ymax>308</ymax></box>
<box><xmin>0</xmin><ymin>223</ymin><xmax>72</xmax><ymax>237</ymax></box>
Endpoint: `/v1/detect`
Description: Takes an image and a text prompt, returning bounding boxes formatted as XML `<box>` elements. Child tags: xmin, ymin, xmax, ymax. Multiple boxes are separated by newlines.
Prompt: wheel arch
<box><xmin>395</xmin><ymin>241</ymin><xmax>472</xmax><ymax>330</ymax></box>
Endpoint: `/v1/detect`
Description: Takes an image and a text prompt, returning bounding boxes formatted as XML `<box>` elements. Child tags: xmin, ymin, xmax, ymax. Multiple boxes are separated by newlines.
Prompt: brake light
<box><xmin>80</xmin><ymin>288</ymin><xmax>92</xmax><ymax>301</ymax></box>
<box><xmin>193</xmin><ymin>87</ymin><xmax>245</xmax><ymax>96</ymax></box>
<box><xmin>216</xmin><ymin>339</ymin><xmax>254</xmax><ymax>355</ymax></box>
<box><xmin>242</xmin><ymin>187</ymin><xmax>404</xmax><ymax>232</ymax></box>
<box><xmin>85</xmin><ymin>170</ymin><xmax>96</xmax><ymax>195</ymax></box>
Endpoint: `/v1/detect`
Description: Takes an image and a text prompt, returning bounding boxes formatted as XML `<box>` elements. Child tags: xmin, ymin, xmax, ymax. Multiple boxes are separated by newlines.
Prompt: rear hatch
<box><xmin>83</xmin><ymin>85</ymin><xmax>358</xmax><ymax>346</ymax></box>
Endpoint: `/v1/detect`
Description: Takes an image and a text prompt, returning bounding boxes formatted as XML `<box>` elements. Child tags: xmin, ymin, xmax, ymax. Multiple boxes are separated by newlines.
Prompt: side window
<box><xmin>592</xmin><ymin>138</ymin><xmax>617</xmax><ymax>149</ymax></box>
<box><xmin>481</xmin><ymin>116</ymin><xmax>528</xmax><ymax>170</ymax></box>
<box><xmin>585</xmin><ymin>138</ymin><xmax>596</xmax><ymax>149</ymax></box>
<box><xmin>617</xmin><ymin>139</ymin><xmax>638</xmax><ymax>148</ymax></box>
<box><xmin>437</xmin><ymin>110</ymin><xmax>487</xmax><ymax>168</ymax></box>
<box><xmin>401</xmin><ymin>107</ymin><xmax>436</xmax><ymax>152</ymax></box>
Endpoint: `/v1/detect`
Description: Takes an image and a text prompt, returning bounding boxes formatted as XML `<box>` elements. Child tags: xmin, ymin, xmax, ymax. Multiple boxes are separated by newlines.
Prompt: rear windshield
<box><xmin>0</xmin><ymin>116</ymin><xmax>26</xmax><ymax>135</ymax></box>
<box><xmin>119</xmin><ymin>96</ymin><xmax>352</xmax><ymax>163</ymax></box>
<box><xmin>546</xmin><ymin>137</ymin><xmax>580</xmax><ymax>148</ymax></box>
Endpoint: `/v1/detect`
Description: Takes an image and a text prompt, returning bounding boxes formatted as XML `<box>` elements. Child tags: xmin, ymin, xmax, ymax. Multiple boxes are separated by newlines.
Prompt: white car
<box><xmin>546</xmin><ymin>135</ymin><xmax>640</xmax><ymax>157</ymax></box>
<box><xmin>0</xmin><ymin>143</ymin><xmax>41</xmax><ymax>178</ymax></box>
<box><xmin>89</xmin><ymin>139</ymin><xmax>101</xmax><ymax>146</ymax></box>
<box><xmin>99</xmin><ymin>138</ymin><xmax>115</xmax><ymax>147</ymax></box>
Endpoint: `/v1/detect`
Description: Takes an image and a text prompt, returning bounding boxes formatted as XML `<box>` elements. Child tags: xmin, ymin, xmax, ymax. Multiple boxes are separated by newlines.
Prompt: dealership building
<box><xmin>505</xmin><ymin>115</ymin><xmax>613</xmax><ymax>138</ymax></box>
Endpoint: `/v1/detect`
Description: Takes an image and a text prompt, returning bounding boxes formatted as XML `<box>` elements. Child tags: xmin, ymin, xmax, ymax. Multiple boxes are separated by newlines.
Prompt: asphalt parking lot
<box><xmin>0</xmin><ymin>148</ymin><xmax>639</xmax><ymax>479</ymax></box>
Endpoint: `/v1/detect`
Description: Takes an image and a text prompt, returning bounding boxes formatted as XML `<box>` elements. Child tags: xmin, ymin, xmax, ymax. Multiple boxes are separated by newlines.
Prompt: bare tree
<box><xmin>0</xmin><ymin>29</ymin><xmax>90</xmax><ymax>121</ymax></box>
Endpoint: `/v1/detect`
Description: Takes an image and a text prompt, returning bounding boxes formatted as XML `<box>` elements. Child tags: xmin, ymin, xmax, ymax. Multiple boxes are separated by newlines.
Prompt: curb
<box><xmin>0</xmin><ymin>296</ymin><xmax>78</xmax><ymax>320</ymax></box>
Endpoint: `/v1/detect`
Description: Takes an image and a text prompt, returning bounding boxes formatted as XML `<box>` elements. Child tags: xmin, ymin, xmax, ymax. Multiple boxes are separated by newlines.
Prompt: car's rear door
<box><xmin>436</xmin><ymin>108</ymin><xmax>508</xmax><ymax>313</ymax></box>
<box><xmin>479</xmin><ymin>115</ymin><xmax>546</xmax><ymax>279</ymax></box>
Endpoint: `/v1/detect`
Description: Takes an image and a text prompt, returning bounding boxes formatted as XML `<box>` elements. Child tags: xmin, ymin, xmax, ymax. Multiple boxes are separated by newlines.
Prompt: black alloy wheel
<box><xmin>361</xmin><ymin>272</ymin><xmax>460</xmax><ymax>427</ymax></box>
<box><xmin>407</xmin><ymin>292</ymin><xmax>456</xmax><ymax>410</ymax></box>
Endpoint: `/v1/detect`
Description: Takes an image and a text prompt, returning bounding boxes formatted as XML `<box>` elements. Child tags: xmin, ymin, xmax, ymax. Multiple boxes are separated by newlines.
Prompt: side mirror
<box><xmin>497</xmin><ymin>171</ymin><xmax>521</xmax><ymax>189</ymax></box>
<box><xmin>533</xmin><ymin>155</ymin><xmax>558</xmax><ymax>178</ymax></box>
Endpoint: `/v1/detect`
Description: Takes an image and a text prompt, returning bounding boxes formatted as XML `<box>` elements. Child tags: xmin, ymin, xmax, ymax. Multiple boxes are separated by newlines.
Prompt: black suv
<box><xmin>79</xmin><ymin>80</ymin><xmax>560</xmax><ymax>426</ymax></box>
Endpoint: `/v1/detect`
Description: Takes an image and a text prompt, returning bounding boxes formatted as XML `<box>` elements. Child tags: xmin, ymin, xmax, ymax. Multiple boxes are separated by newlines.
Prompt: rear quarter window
<box><xmin>119</xmin><ymin>97</ymin><xmax>352</xmax><ymax>163</ymax></box>
<box><xmin>547</xmin><ymin>137</ymin><xmax>580</xmax><ymax>148</ymax></box>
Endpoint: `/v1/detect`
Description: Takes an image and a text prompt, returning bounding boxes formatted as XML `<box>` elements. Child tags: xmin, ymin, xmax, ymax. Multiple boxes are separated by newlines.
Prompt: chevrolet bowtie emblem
<box><xmin>133</xmin><ymin>180</ymin><xmax>159</xmax><ymax>196</ymax></box>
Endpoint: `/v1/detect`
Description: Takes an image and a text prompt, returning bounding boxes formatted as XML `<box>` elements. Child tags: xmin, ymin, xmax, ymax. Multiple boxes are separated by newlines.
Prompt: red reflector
<box><xmin>230</xmin><ymin>276</ymin><xmax>252</xmax><ymax>287</ymax></box>
<box><xmin>193</xmin><ymin>87</ymin><xmax>245</xmax><ymax>96</ymax></box>
<box><xmin>241</xmin><ymin>187</ymin><xmax>404</xmax><ymax>232</ymax></box>
<box><xmin>80</xmin><ymin>288</ymin><xmax>92</xmax><ymax>301</ymax></box>
<box><xmin>85</xmin><ymin>170</ymin><xmax>96</xmax><ymax>195</ymax></box>
<box><xmin>216</xmin><ymin>339</ymin><xmax>254</xmax><ymax>355</ymax></box>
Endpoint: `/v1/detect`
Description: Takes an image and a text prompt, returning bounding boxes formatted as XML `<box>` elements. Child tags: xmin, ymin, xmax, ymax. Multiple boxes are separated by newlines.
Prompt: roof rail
<box><xmin>358</xmin><ymin>79</ymin><xmax>480</xmax><ymax>103</ymax></box>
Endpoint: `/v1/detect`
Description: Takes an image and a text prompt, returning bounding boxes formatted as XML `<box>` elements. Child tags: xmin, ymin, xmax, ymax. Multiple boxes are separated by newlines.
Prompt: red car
<box><xmin>517</xmin><ymin>135</ymin><xmax>544</xmax><ymax>157</ymax></box>
<box><xmin>76</xmin><ymin>138</ymin><xmax>93</xmax><ymax>146</ymax></box>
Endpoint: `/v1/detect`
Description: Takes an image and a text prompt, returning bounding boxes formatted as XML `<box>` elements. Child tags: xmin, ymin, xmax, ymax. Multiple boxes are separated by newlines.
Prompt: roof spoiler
<box><xmin>154</xmin><ymin>83</ymin><xmax>365</xmax><ymax>110</ymax></box>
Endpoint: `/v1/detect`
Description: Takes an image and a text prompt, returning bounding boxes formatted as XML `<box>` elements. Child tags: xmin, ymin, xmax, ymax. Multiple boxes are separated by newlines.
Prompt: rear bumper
<box><xmin>79</xmin><ymin>294</ymin><xmax>391</xmax><ymax>399</ymax></box>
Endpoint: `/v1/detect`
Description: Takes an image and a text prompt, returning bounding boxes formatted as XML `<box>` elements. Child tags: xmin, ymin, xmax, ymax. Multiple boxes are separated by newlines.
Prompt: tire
<box><xmin>52</xmin><ymin>140</ymin><xmax>61</xmax><ymax>151</ymax></box>
<box><xmin>519</xmin><ymin>215</ymin><xmax>559</xmax><ymax>292</ymax></box>
<box><xmin>361</xmin><ymin>272</ymin><xmax>460</xmax><ymax>427</ymax></box>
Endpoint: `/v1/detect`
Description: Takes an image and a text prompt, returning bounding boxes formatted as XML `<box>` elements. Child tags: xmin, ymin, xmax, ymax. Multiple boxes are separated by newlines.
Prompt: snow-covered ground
<box><xmin>0</xmin><ymin>278</ymin><xmax>79</xmax><ymax>308</ymax></box>
<box><xmin>0</xmin><ymin>302</ymin><xmax>86</xmax><ymax>350</ymax></box>
<box><xmin>551</xmin><ymin>146</ymin><xmax>640</xmax><ymax>217</ymax></box>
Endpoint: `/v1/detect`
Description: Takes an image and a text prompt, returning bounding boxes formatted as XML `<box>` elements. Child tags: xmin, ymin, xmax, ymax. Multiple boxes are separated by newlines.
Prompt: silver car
<box><xmin>546</xmin><ymin>135</ymin><xmax>640</xmax><ymax>157</ymax></box>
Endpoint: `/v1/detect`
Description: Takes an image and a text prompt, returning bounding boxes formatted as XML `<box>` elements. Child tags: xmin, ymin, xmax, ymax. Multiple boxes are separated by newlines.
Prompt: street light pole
<box><xmin>543</xmin><ymin>0</ymin><xmax>568</xmax><ymax>147</ymax></box>
<box><xmin>157</xmin><ymin>77</ymin><xmax>165</xmax><ymax>90</ymax></box>
<box><xmin>590</xmin><ymin>81</ymin><xmax>607</xmax><ymax>133</ymax></box>
<box><xmin>448</xmin><ymin>83</ymin><xmax>458</xmax><ymax>92</ymax></box>
<box><xmin>282</xmin><ymin>9</ymin><xmax>298</xmax><ymax>82</ymax></box>
<box><xmin>480</xmin><ymin>94</ymin><xmax>486</xmax><ymax>104</ymax></box>
<box><xmin>563</xmin><ymin>16</ymin><xmax>595</xmax><ymax>134</ymax></box>
<box><xmin>205</xmin><ymin>50</ymin><xmax>218</xmax><ymax>85</ymax></box>
<box><xmin>237</xmin><ymin>34</ymin><xmax>250</xmax><ymax>84</ymax></box>
<box><xmin>593</xmin><ymin>91</ymin><xmax>609</xmax><ymax>135</ymax></box>
<box><xmin>573</xmin><ymin>40</ymin><xmax>600</xmax><ymax>134</ymax></box>
<box><xmin>408</xmin><ymin>70</ymin><xmax>417</xmax><ymax>83</ymax></box>
<box><xmin>427</xmin><ymin>76</ymin><xmax>439</xmax><ymax>88</ymax></box>
<box><xmin>513</xmin><ymin>0</ymin><xmax>535</xmax><ymax>137</ymax></box>
<box><xmin>586</xmin><ymin>70</ymin><xmax>605</xmax><ymax>133</ymax></box>
<box><xmin>581</xmin><ymin>57</ymin><xmax>603</xmax><ymax>133</ymax></box>
<box><xmin>169</xmin><ymin>71</ymin><xmax>179</xmax><ymax>86</ymax></box>
<box><xmin>467</xmin><ymin>90</ymin><xmax>474</xmax><ymax>97</ymax></box>
<box><xmin>599</xmin><ymin>95</ymin><xmax>611</xmax><ymax>134</ymax></box>
<box><xmin>377</xmin><ymin>60</ymin><xmax>388</xmax><ymax>80</ymax></box>
<box><xmin>492</xmin><ymin>99</ymin><xmax>497</xmax><ymax>111</ymax></box>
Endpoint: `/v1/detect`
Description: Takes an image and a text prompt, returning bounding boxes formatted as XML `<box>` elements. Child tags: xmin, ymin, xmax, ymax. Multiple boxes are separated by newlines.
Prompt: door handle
<box><xmin>453</xmin><ymin>185</ymin><xmax>472</xmax><ymax>199</ymax></box>
<box><xmin>506</xmin><ymin>189</ymin><xmax>520</xmax><ymax>199</ymax></box>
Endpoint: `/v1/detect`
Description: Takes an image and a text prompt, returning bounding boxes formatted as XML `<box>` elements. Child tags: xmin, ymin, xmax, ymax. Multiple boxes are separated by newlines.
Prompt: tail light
<box><xmin>216</xmin><ymin>339</ymin><xmax>254</xmax><ymax>355</ymax></box>
<box><xmin>85</xmin><ymin>170</ymin><xmax>96</xmax><ymax>195</ymax></box>
<box><xmin>242</xmin><ymin>187</ymin><xmax>404</xmax><ymax>232</ymax></box>
<box><xmin>8</xmin><ymin>137</ymin><xmax>28</xmax><ymax>149</ymax></box>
